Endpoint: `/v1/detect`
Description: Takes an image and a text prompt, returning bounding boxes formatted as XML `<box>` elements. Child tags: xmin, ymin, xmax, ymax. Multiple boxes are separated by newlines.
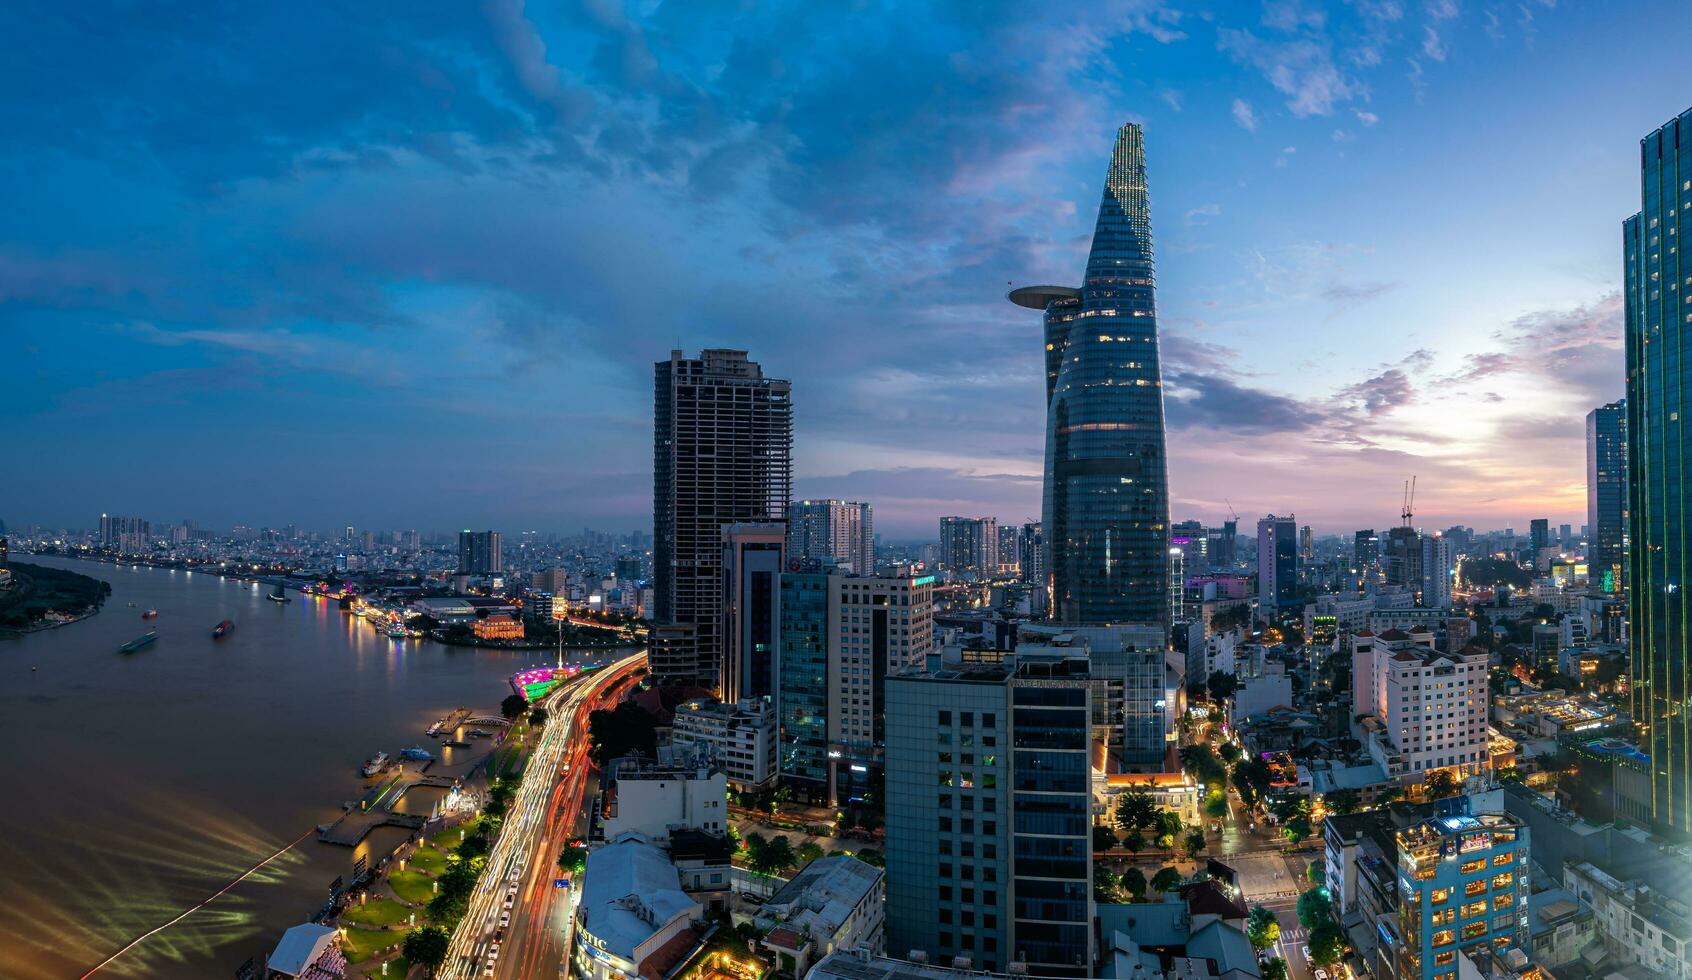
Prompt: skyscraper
<box><xmin>1017</xmin><ymin>520</ymin><xmax>1044</xmax><ymax>586</ymax></box>
<box><xmin>1384</xmin><ymin>526</ymin><xmax>1422</xmax><ymax>592</ymax></box>
<box><xmin>1420</xmin><ymin>533</ymin><xmax>1452</xmax><ymax>610</ymax></box>
<box><xmin>1529</xmin><ymin>518</ymin><xmax>1550</xmax><ymax>567</ymax></box>
<box><xmin>1256</xmin><ymin>514</ymin><xmax>1298</xmax><ymax>614</ymax></box>
<box><xmin>789</xmin><ymin>499</ymin><xmax>874</xmax><ymax>575</ymax></box>
<box><xmin>457</xmin><ymin>530</ymin><xmax>502</xmax><ymax>574</ymax></box>
<box><xmin>1587</xmin><ymin>399</ymin><xmax>1627</xmax><ymax>592</ymax></box>
<box><xmin>1625</xmin><ymin>107</ymin><xmax>1692</xmax><ymax>832</ymax></box>
<box><xmin>938</xmin><ymin>516</ymin><xmax>997</xmax><ymax>578</ymax></box>
<box><xmin>720</xmin><ymin>523</ymin><xmax>786</xmax><ymax>703</ymax></box>
<box><xmin>1012</xmin><ymin>122</ymin><xmax>1170</xmax><ymax>627</ymax></box>
<box><xmin>654</xmin><ymin>349</ymin><xmax>793</xmax><ymax>687</ymax></box>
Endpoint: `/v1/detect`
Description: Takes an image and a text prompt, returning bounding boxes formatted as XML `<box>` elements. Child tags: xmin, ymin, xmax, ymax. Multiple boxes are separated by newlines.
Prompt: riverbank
<box><xmin>0</xmin><ymin>561</ymin><xmax>111</xmax><ymax>633</ymax></box>
<box><xmin>430</xmin><ymin>632</ymin><xmax>642</xmax><ymax>652</ymax></box>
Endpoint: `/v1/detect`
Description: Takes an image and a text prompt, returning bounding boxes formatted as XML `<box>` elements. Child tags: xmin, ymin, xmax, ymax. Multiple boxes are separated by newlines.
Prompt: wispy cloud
<box><xmin>1232</xmin><ymin>98</ymin><xmax>1258</xmax><ymax>131</ymax></box>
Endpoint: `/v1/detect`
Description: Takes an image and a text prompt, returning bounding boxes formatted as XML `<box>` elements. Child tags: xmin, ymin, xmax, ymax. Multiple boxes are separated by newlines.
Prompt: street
<box><xmin>443</xmin><ymin>653</ymin><xmax>645</xmax><ymax>980</ymax></box>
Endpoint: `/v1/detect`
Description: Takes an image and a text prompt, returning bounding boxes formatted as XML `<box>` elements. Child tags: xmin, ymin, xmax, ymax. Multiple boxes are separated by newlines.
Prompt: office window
<box><xmin>1465</xmin><ymin>879</ymin><xmax>1488</xmax><ymax>897</ymax></box>
<box><xmin>1461</xmin><ymin>859</ymin><xmax>1487</xmax><ymax>875</ymax></box>
<box><xmin>1433</xmin><ymin>929</ymin><xmax>1456</xmax><ymax>948</ymax></box>
<box><xmin>1462</xmin><ymin>900</ymin><xmax>1487</xmax><ymax>919</ymax></box>
<box><xmin>1491</xmin><ymin>873</ymin><xmax>1513</xmax><ymax>889</ymax></box>
<box><xmin>1436</xmin><ymin>952</ymin><xmax>1456</xmax><ymax>966</ymax></box>
<box><xmin>1432</xmin><ymin>888</ymin><xmax>1451</xmax><ymax>904</ymax></box>
<box><xmin>1461</xmin><ymin>921</ymin><xmax>1488</xmax><ymax>941</ymax></box>
<box><xmin>1492</xmin><ymin>852</ymin><xmax>1514</xmax><ymax>867</ymax></box>
<box><xmin>1493</xmin><ymin>893</ymin><xmax>1514</xmax><ymax>910</ymax></box>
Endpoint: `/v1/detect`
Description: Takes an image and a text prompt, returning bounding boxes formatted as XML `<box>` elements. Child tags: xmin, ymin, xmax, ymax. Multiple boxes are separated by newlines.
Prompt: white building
<box><xmin>572</xmin><ymin>832</ymin><xmax>703</xmax><ymax>980</ymax></box>
<box><xmin>596</xmin><ymin>755</ymin><xmax>728</xmax><ymax>844</ymax></box>
<box><xmin>1353</xmin><ymin>632</ymin><xmax>1489</xmax><ymax>785</ymax></box>
<box><xmin>1564</xmin><ymin>862</ymin><xmax>1692</xmax><ymax>980</ymax></box>
<box><xmin>1421</xmin><ymin>534</ymin><xmax>1453</xmax><ymax>610</ymax></box>
<box><xmin>1229</xmin><ymin>662</ymin><xmax>1293</xmax><ymax>725</ymax></box>
<box><xmin>755</xmin><ymin>856</ymin><xmax>886</xmax><ymax>977</ymax></box>
<box><xmin>791</xmin><ymin>499</ymin><xmax>875</xmax><ymax>576</ymax></box>
<box><xmin>827</xmin><ymin>571</ymin><xmax>935</xmax><ymax>763</ymax></box>
<box><xmin>671</xmin><ymin>697</ymin><xmax>779</xmax><ymax>791</ymax></box>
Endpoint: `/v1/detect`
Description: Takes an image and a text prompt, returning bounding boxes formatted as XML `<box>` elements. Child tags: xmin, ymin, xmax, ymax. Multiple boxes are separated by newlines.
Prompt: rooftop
<box><xmin>578</xmin><ymin>832</ymin><xmax>700</xmax><ymax>959</ymax></box>
<box><xmin>1008</xmin><ymin>284</ymin><xmax>1081</xmax><ymax>309</ymax></box>
<box><xmin>759</xmin><ymin>856</ymin><xmax>884</xmax><ymax>939</ymax></box>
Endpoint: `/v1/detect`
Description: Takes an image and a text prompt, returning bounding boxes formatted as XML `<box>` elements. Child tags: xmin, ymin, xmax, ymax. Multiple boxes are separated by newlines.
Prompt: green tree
<box><xmin>1219</xmin><ymin>742</ymin><xmax>1242</xmax><ymax>764</ymax></box>
<box><xmin>855</xmin><ymin>848</ymin><xmax>884</xmax><ymax>868</ymax></box>
<box><xmin>1156</xmin><ymin>810</ymin><xmax>1184</xmax><ymax>841</ymax></box>
<box><xmin>1115</xmin><ymin>787</ymin><xmax>1158</xmax><ymax>832</ymax></box>
<box><xmin>586</xmin><ymin>701</ymin><xmax>660</xmax><ymax>765</ymax></box>
<box><xmin>1324</xmin><ymin>789</ymin><xmax>1361</xmax><ymax>815</ymax></box>
<box><xmin>403</xmin><ymin>926</ymin><xmax>450</xmax><ymax>977</ymax></box>
<box><xmin>1122</xmin><ymin>828</ymin><xmax>1146</xmax><ymax>855</ymax></box>
<box><xmin>1308</xmin><ymin>921</ymin><xmax>1346</xmax><ymax>967</ymax></box>
<box><xmin>558</xmin><ymin>845</ymin><xmax>588</xmax><ymax>875</ymax></box>
<box><xmin>1247</xmin><ymin>906</ymin><xmax>1281</xmax><ymax>949</ymax></box>
<box><xmin>1207</xmin><ymin>670</ymin><xmax>1241</xmax><ymax>704</ymax></box>
<box><xmin>1423</xmin><ymin>768</ymin><xmax>1461</xmax><ymax>800</ymax></box>
<box><xmin>1262</xmin><ymin>957</ymin><xmax>1290</xmax><ymax>980</ymax></box>
<box><xmin>1306</xmin><ymin>861</ymin><xmax>1325</xmax><ymax>886</ymax></box>
<box><xmin>1094</xmin><ymin>863</ymin><xmax>1122</xmax><ymax>902</ymax></box>
<box><xmin>1284</xmin><ymin>815</ymin><xmax>1313</xmax><ymax>843</ymax></box>
<box><xmin>745</xmin><ymin>834</ymin><xmax>796</xmax><ymax>876</ymax></box>
<box><xmin>798</xmin><ymin>840</ymin><xmax>825</xmax><ymax>865</ymax></box>
<box><xmin>1205</xmin><ymin>791</ymin><xmax>1230</xmax><ymax>820</ymax></box>
<box><xmin>529</xmin><ymin>707</ymin><xmax>549</xmax><ymax>726</ymax></box>
<box><xmin>1151</xmin><ymin>866</ymin><xmax>1183</xmax><ymax>894</ymax></box>
<box><xmin>1233</xmin><ymin>757</ymin><xmax>1272</xmax><ymax>808</ymax></box>
<box><xmin>1182</xmin><ymin>828</ymin><xmax>1207</xmax><ymax>858</ymax></box>
<box><xmin>500</xmin><ymin>693</ymin><xmax>529</xmax><ymax>720</ymax></box>
<box><xmin>1297</xmin><ymin>887</ymin><xmax>1334</xmax><ymax>929</ymax></box>
<box><xmin>1094</xmin><ymin>824</ymin><xmax>1120</xmax><ymax>852</ymax></box>
<box><xmin>1123</xmin><ymin>866</ymin><xmax>1148</xmax><ymax>901</ymax></box>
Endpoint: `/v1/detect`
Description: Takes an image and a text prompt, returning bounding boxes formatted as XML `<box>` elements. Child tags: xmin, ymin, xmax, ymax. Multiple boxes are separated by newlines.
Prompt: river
<box><xmin>0</xmin><ymin>555</ymin><xmax>607</xmax><ymax>980</ymax></box>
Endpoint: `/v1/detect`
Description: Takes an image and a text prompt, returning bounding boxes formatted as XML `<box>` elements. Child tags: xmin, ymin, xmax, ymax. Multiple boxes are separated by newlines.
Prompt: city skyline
<box><xmin>6</xmin><ymin>4</ymin><xmax>1688</xmax><ymax>536</ymax></box>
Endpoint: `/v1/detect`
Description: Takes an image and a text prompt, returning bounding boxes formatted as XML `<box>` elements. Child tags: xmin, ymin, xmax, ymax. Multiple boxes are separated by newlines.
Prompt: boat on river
<box><xmin>119</xmin><ymin>630</ymin><xmax>158</xmax><ymax>654</ymax></box>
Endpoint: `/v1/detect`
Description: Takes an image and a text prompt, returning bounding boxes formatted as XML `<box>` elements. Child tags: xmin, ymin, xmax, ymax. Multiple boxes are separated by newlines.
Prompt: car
<box><xmin>494</xmin><ymin>929</ymin><xmax>504</xmax><ymax>943</ymax></box>
<box><xmin>483</xmin><ymin>963</ymin><xmax>495</xmax><ymax>976</ymax></box>
<box><xmin>488</xmin><ymin>944</ymin><xmax>499</xmax><ymax>960</ymax></box>
<box><xmin>503</xmin><ymin>895</ymin><xmax>515</xmax><ymax>909</ymax></box>
<box><xmin>1315</xmin><ymin>970</ymin><xmax>1329</xmax><ymax>980</ymax></box>
<box><xmin>1302</xmin><ymin>947</ymin><xmax>1312</xmax><ymax>961</ymax></box>
<box><xmin>500</xmin><ymin>911</ymin><xmax>511</xmax><ymax>927</ymax></box>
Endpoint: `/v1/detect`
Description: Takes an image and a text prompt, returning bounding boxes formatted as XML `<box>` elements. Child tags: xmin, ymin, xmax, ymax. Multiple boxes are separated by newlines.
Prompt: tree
<box><xmin>1423</xmin><ymin>768</ymin><xmax>1461</xmax><ymax>800</ymax></box>
<box><xmin>745</xmin><ymin>834</ymin><xmax>796</xmax><ymax>877</ymax></box>
<box><xmin>1308</xmin><ymin>921</ymin><xmax>1346</xmax><ymax>967</ymax></box>
<box><xmin>1262</xmin><ymin>958</ymin><xmax>1290</xmax><ymax>980</ymax></box>
<box><xmin>1205</xmin><ymin>791</ymin><xmax>1230</xmax><ymax>820</ymax></box>
<box><xmin>403</xmin><ymin>926</ymin><xmax>450</xmax><ymax>977</ymax></box>
<box><xmin>1115</xmin><ymin>787</ymin><xmax>1158</xmax><ymax>832</ymax></box>
<box><xmin>1207</xmin><ymin>670</ymin><xmax>1241</xmax><ymax>704</ymax></box>
<box><xmin>1284</xmin><ymin>815</ymin><xmax>1313</xmax><ymax>843</ymax></box>
<box><xmin>529</xmin><ymin>707</ymin><xmax>549</xmax><ymax>726</ymax></box>
<box><xmin>500</xmin><ymin>694</ymin><xmax>529</xmax><ymax>720</ymax></box>
<box><xmin>1181</xmin><ymin>744</ymin><xmax>1228</xmax><ymax>788</ymax></box>
<box><xmin>1094</xmin><ymin>824</ymin><xmax>1120</xmax><ymax>852</ymax></box>
<box><xmin>1094</xmin><ymin>864</ymin><xmax>1122</xmax><ymax>902</ymax></box>
<box><xmin>1306</xmin><ymin>861</ymin><xmax>1324</xmax><ymax>886</ymax></box>
<box><xmin>1151</xmin><ymin>866</ymin><xmax>1183</xmax><ymax>894</ymax></box>
<box><xmin>1122</xmin><ymin>828</ymin><xmax>1147</xmax><ymax>855</ymax></box>
<box><xmin>1219</xmin><ymin>742</ymin><xmax>1242</xmax><ymax>764</ymax></box>
<box><xmin>798</xmin><ymin>840</ymin><xmax>825</xmax><ymax>864</ymax></box>
<box><xmin>1233</xmin><ymin>757</ymin><xmax>1272</xmax><ymax>808</ymax></box>
<box><xmin>1183</xmin><ymin>828</ymin><xmax>1207</xmax><ymax>858</ymax></box>
<box><xmin>1247</xmin><ymin>906</ymin><xmax>1282</xmax><ymax>950</ymax></box>
<box><xmin>1123</xmin><ymin>866</ymin><xmax>1148</xmax><ymax>901</ymax></box>
<box><xmin>586</xmin><ymin>701</ymin><xmax>660</xmax><ymax>765</ymax></box>
<box><xmin>1296</xmin><ymin>887</ymin><xmax>1334</xmax><ymax>929</ymax></box>
<box><xmin>1156</xmin><ymin>810</ymin><xmax>1184</xmax><ymax>841</ymax></box>
<box><xmin>1324</xmin><ymin>789</ymin><xmax>1361</xmax><ymax>815</ymax></box>
<box><xmin>558</xmin><ymin>845</ymin><xmax>588</xmax><ymax>875</ymax></box>
<box><xmin>855</xmin><ymin>848</ymin><xmax>884</xmax><ymax>868</ymax></box>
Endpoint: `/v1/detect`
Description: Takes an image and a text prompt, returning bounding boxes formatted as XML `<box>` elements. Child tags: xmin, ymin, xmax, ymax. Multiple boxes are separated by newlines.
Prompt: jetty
<box><xmin>317</xmin><ymin>762</ymin><xmax>465</xmax><ymax>847</ymax></box>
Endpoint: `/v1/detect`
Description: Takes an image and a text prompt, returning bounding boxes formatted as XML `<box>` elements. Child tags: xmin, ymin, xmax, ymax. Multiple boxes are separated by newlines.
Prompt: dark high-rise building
<box><xmin>654</xmin><ymin>349</ymin><xmax>793</xmax><ymax>687</ymax></box>
<box><xmin>1529</xmin><ymin>518</ymin><xmax>1550</xmax><ymax>559</ymax></box>
<box><xmin>1384</xmin><ymin>526</ymin><xmax>1422</xmax><ymax>592</ymax></box>
<box><xmin>615</xmin><ymin>553</ymin><xmax>643</xmax><ymax>582</ymax></box>
<box><xmin>938</xmin><ymin>516</ymin><xmax>997</xmax><ymax>577</ymax></box>
<box><xmin>789</xmin><ymin>499</ymin><xmax>874</xmax><ymax>576</ymax></box>
<box><xmin>1012</xmin><ymin>122</ymin><xmax>1170</xmax><ymax>627</ymax></box>
<box><xmin>1018</xmin><ymin>520</ymin><xmax>1044</xmax><ymax>587</ymax></box>
<box><xmin>457</xmin><ymin>530</ymin><xmax>502</xmax><ymax>575</ymax></box>
<box><xmin>1587</xmin><ymin>399</ymin><xmax>1627</xmax><ymax>592</ymax></box>
<box><xmin>1208</xmin><ymin>519</ymin><xmax>1238</xmax><ymax>571</ymax></box>
<box><xmin>720</xmin><ymin>523</ymin><xmax>785</xmax><ymax>703</ymax></box>
<box><xmin>1625</xmin><ymin>107</ymin><xmax>1692</xmax><ymax>832</ymax></box>
<box><xmin>1354</xmin><ymin>529</ymin><xmax>1380</xmax><ymax>569</ymax></box>
<box><xmin>1256</xmin><ymin>515</ymin><xmax>1298</xmax><ymax>613</ymax></box>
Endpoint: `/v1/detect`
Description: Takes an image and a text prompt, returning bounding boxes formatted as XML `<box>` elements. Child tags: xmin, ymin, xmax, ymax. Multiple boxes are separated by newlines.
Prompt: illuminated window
<box><xmin>1493</xmin><ymin>893</ymin><xmax>1514</xmax><ymax>910</ymax></box>
<box><xmin>1462</xmin><ymin>900</ymin><xmax>1488</xmax><ymax>918</ymax></box>
<box><xmin>1461</xmin><ymin>921</ymin><xmax>1488</xmax><ymax>941</ymax></box>
<box><xmin>1432</xmin><ymin>930</ymin><xmax>1456</xmax><ymax>948</ymax></box>
<box><xmin>1491</xmin><ymin>873</ymin><xmax>1514</xmax><ymax>889</ymax></box>
<box><xmin>1436</xmin><ymin>952</ymin><xmax>1457</xmax><ymax>966</ymax></box>
<box><xmin>1465</xmin><ymin>879</ymin><xmax>1488</xmax><ymax>897</ymax></box>
<box><xmin>1433</xmin><ymin>909</ymin><xmax>1456</xmax><ymax>926</ymax></box>
<box><xmin>1493</xmin><ymin>853</ymin><xmax>1514</xmax><ymax>867</ymax></box>
<box><xmin>1432</xmin><ymin>888</ymin><xmax>1452</xmax><ymax>904</ymax></box>
<box><xmin>1461</xmin><ymin>859</ymin><xmax>1487</xmax><ymax>874</ymax></box>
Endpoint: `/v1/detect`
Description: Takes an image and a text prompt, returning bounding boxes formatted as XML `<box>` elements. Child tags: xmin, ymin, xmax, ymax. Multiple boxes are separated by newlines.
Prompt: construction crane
<box><xmin>1401</xmin><ymin>476</ymin><xmax>1417</xmax><ymax>527</ymax></box>
<box><xmin>1224</xmin><ymin>498</ymin><xmax>1240</xmax><ymax>522</ymax></box>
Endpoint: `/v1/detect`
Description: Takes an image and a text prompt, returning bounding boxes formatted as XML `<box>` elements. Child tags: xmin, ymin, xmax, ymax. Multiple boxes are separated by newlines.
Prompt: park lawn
<box><xmin>388</xmin><ymin>869</ymin><xmax>437</xmax><ymax>906</ymax></box>
<box><xmin>408</xmin><ymin>843</ymin><xmax>450</xmax><ymax>875</ymax></box>
<box><xmin>430</xmin><ymin>818</ymin><xmax>482</xmax><ymax>853</ymax></box>
<box><xmin>351</xmin><ymin>956</ymin><xmax>408</xmax><ymax>978</ymax></box>
<box><xmin>343</xmin><ymin>898</ymin><xmax>415</xmax><ymax>928</ymax></box>
<box><xmin>339</xmin><ymin>927</ymin><xmax>402</xmax><ymax>963</ymax></box>
<box><xmin>500</xmin><ymin>744</ymin><xmax>530</xmax><ymax>776</ymax></box>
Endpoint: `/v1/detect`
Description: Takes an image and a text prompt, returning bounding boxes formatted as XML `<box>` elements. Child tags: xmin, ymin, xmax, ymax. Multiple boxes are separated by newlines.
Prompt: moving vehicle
<box><xmin>119</xmin><ymin>630</ymin><xmax>158</xmax><ymax>654</ymax></box>
<box><xmin>361</xmin><ymin>752</ymin><xmax>389</xmax><ymax>776</ymax></box>
<box><xmin>213</xmin><ymin>619</ymin><xmax>235</xmax><ymax>638</ymax></box>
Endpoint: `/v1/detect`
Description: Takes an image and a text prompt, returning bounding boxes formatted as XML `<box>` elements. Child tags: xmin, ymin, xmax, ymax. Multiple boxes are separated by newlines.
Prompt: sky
<box><xmin>1</xmin><ymin>0</ymin><xmax>1684</xmax><ymax>539</ymax></box>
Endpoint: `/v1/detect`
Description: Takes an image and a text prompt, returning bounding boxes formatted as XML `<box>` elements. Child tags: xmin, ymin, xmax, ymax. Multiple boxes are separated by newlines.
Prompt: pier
<box><xmin>317</xmin><ymin>761</ymin><xmax>472</xmax><ymax>847</ymax></box>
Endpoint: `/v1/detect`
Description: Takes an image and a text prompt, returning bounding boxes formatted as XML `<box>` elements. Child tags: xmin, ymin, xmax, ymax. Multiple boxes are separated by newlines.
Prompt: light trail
<box><xmin>78</xmin><ymin>827</ymin><xmax>317</xmax><ymax>979</ymax></box>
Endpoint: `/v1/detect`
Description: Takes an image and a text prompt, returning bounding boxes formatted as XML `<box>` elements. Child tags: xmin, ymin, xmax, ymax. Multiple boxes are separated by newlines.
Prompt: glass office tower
<box><xmin>1625</xmin><ymin>106</ymin><xmax>1692</xmax><ymax>833</ymax></box>
<box><xmin>1011</xmin><ymin>122</ymin><xmax>1170</xmax><ymax>627</ymax></box>
<box><xmin>1586</xmin><ymin>399</ymin><xmax>1626</xmax><ymax>594</ymax></box>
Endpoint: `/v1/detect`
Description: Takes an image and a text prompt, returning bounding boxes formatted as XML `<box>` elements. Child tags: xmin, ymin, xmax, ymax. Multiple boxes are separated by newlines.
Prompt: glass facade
<box><xmin>1626</xmin><ymin>107</ymin><xmax>1692</xmax><ymax>833</ymax></box>
<box><xmin>1586</xmin><ymin>400</ymin><xmax>1626</xmax><ymax>593</ymax></box>
<box><xmin>777</xmin><ymin>572</ymin><xmax>830</xmax><ymax>790</ymax></box>
<box><xmin>1024</xmin><ymin>123</ymin><xmax>1170</xmax><ymax>627</ymax></box>
<box><xmin>1010</xmin><ymin>681</ymin><xmax>1092</xmax><ymax>975</ymax></box>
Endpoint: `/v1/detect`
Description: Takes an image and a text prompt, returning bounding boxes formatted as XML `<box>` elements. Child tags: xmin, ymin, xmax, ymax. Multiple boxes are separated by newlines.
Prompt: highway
<box><xmin>444</xmin><ymin>652</ymin><xmax>645</xmax><ymax>979</ymax></box>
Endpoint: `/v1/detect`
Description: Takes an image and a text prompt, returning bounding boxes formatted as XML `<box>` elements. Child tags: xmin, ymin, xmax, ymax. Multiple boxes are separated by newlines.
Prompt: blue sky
<box><xmin>2</xmin><ymin>0</ymin><xmax>1683</xmax><ymax>538</ymax></box>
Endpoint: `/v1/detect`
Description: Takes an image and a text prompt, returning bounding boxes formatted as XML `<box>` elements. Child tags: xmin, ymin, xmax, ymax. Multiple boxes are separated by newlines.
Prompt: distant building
<box><xmin>885</xmin><ymin>653</ymin><xmax>1094</xmax><ymax>976</ymax></box>
<box><xmin>938</xmin><ymin>516</ymin><xmax>997</xmax><ymax>578</ymax></box>
<box><xmin>571</xmin><ymin>831</ymin><xmax>703</xmax><ymax>980</ymax></box>
<box><xmin>791</xmin><ymin>499</ymin><xmax>876</xmax><ymax>576</ymax></box>
<box><xmin>1256</xmin><ymin>515</ymin><xmax>1298</xmax><ymax>614</ymax></box>
<box><xmin>1385</xmin><ymin>526</ymin><xmax>1423</xmax><ymax>593</ymax></box>
<box><xmin>1353</xmin><ymin>632</ymin><xmax>1489</xmax><ymax>785</ymax></box>
<box><xmin>654</xmin><ymin>348</ymin><xmax>793</xmax><ymax>687</ymax></box>
<box><xmin>670</xmin><ymin>697</ymin><xmax>778</xmax><ymax>791</ymax></box>
<box><xmin>721</xmin><ymin>523</ymin><xmax>785</xmax><ymax>703</ymax></box>
<box><xmin>531</xmin><ymin>568</ymin><xmax>568</xmax><ymax>595</ymax></box>
<box><xmin>615</xmin><ymin>553</ymin><xmax>643</xmax><ymax>583</ymax></box>
<box><xmin>1586</xmin><ymin>400</ymin><xmax>1626</xmax><ymax>592</ymax></box>
<box><xmin>1422</xmin><ymin>534</ymin><xmax>1453</xmax><ymax>610</ymax></box>
<box><xmin>457</xmin><ymin>529</ymin><xmax>502</xmax><ymax>574</ymax></box>
<box><xmin>472</xmin><ymin>615</ymin><xmax>523</xmax><ymax>641</ymax></box>
<box><xmin>1018</xmin><ymin>521</ymin><xmax>1044</xmax><ymax>589</ymax></box>
<box><xmin>1529</xmin><ymin>519</ymin><xmax>1550</xmax><ymax>565</ymax></box>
